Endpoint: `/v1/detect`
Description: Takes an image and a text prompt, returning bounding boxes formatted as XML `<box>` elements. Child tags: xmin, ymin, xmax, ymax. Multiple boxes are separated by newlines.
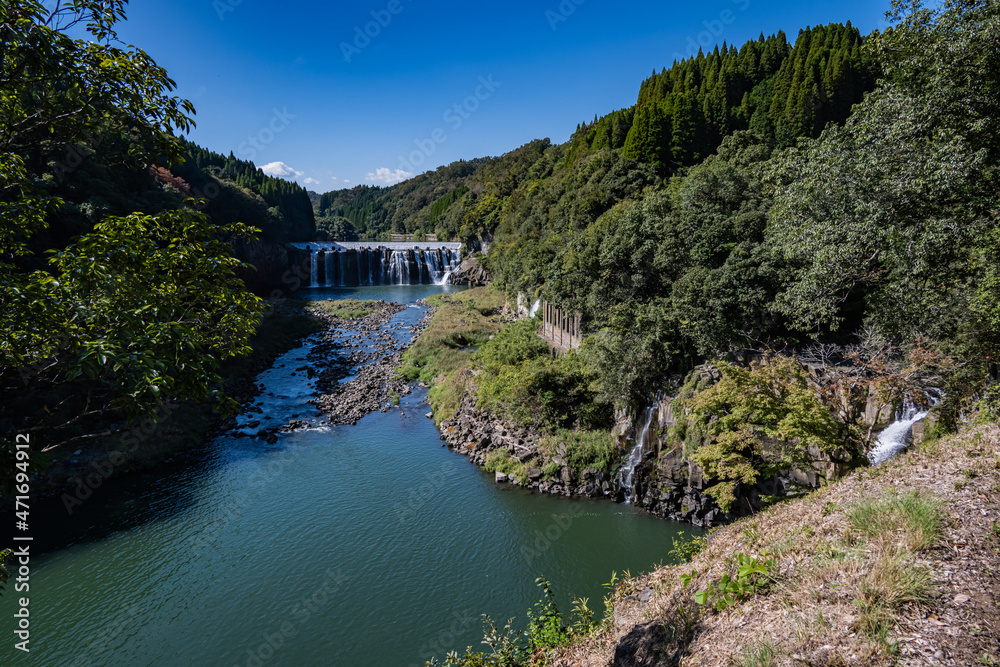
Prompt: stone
<box><xmin>495</xmin><ymin>471</ymin><xmax>509</xmax><ymax>483</ymax></box>
<box><xmin>527</xmin><ymin>468</ymin><xmax>543</xmax><ymax>481</ymax></box>
<box><xmin>425</xmin><ymin>412</ymin><xmax>433</xmax><ymax>419</ymax></box>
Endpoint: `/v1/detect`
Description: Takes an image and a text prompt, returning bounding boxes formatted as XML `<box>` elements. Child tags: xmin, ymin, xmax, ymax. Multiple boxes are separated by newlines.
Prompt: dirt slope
<box><xmin>554</xmin><ymin>425</ymin><xmax>1000</xmax><ymax>667</ymax></box>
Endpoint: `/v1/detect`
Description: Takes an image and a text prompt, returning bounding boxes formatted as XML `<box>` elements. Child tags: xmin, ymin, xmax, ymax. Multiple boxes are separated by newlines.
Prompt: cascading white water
<box><xmin>389</xmin><ymin>250</ymin><xmax>409</xmax><ymax>285</ymax></box>
<box><xmin>615</xmin><ymin>399</ymin><xmax>659</xmax><ymax>503</ymax></box>
<box><xmin>309</xmin><ymin>251</ymin><xmax>318</xmax><ymax>287</ymax></box>
<box><xmin>867</xmin><ymin>392</ymin><xmax>940</xmax><ymax>465</ymax></box>
<box><xmin>324</xmin><ymin>252</ymin><xmax>333</xmax><ymax>287</ymax></box>
<box><xmin>529</xmin><ymin>299</ymin><xmax>541</xmax><ymax>318</ymax></box>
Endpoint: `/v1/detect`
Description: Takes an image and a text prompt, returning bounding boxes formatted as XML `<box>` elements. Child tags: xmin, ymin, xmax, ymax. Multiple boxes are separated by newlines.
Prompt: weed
<box><xmin>733</xmin><ymin>639</ymin><xmax>780</xmax><ymax>667</ymax></box>
<box><xmin>683</xmin><ymin>551</ymin><xmax>775</xmax><ymax>612</ymax></box>
<box><xmin>669</xmin><ymin>534</ymin><xmax>708</xmax><ymax>564</ymax></box>
<box><xmin>822</xmin><ymin>502</ymin><xmax>839</xmax><ymax>516</ymax></box>
<box><xmin>847</xmin><ymin>490</ymin><xmax>943</xmax><ymax>552</ymax></box>
<box><xmin>853</xmin><ymin>547</ymin><xmax>934</xmax><ymax>645</ymax></box>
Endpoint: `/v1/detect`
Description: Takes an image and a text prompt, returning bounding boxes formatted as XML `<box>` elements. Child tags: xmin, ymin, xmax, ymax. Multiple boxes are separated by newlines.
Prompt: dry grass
<box><xmin>552</xmin><ymin>423</ymin><xmax>1000</xmax><ymax>667</ymax></box>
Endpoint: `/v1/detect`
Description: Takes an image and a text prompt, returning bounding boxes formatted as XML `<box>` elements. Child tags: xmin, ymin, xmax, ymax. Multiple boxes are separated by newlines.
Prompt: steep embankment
<box><xmin>553</xmin><ymin>425</ymin><xmax>1000</xmax><ymax>667</ymax></box>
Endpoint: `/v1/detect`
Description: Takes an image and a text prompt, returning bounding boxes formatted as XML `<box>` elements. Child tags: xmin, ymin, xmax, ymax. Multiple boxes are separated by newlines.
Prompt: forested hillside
<box><xmin>0</xmin><ymin>0</ymin><xmax>313</xmax><ymax>461</ymax></box>
<box><xmin>321</xmin><ymin>3</ymin><xmax>998</xmax><ymax>430</ymax></box>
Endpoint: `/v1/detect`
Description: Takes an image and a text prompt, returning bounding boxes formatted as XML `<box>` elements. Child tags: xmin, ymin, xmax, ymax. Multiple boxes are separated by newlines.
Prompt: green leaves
<box><xmin>685</xmin><ymin>551</ymin><xmax>776</xmax><ymax>612</ymax></box>
<box><xmin>684</xmin><ymin>358</ymin><xmax>841</xmax><ymax>511</ymax></box>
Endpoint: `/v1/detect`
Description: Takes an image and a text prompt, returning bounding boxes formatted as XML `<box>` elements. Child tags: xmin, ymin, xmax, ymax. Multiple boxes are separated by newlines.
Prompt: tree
<box><xmin>684</xmin><ymin>357</ymin><xmax>842</xmax><ymax>511</ymax></box>
<box><xmin>0</xmin><ymin>1</ymin><xmax>194</xmax><ymax>166</ymax></box>
<box><xmin>766</xmin><ymin>0</ymin><xmax>1000</xmax><ymax>341</ymax></box>
<box><xmin>0</xmin><ymin>1</ymin><xmax>263</xmax><ymax>453</ymax></box>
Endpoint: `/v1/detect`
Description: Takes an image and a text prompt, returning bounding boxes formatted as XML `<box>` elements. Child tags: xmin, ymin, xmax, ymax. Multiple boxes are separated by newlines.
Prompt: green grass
<box><xmin>308</xmin><ymin>298</ymin><xmax>376</xmax><ymax>320</ymax></box>
<box><xmin>538</xmin><ymin>429</ymin><xmax>617</xmax><ymax>475</ymax></box>
<box><xmin>484</xmin><ymin>449</ymin><xmax>529</xmax><ymax>483</ymax></box>
<box><xmin>400</xmin><ymin>287</ymin><xmax>505</xmax><ymax>422</ymax></box>
<box><xmin>846</xmin><ymin>490</ymin><xmax>944</xmax><ymax>552</ymax></box>
<box><xmin>733</xmin><ymin>639</ymin><xmax>781</xmax><ymax>667</ymax></box>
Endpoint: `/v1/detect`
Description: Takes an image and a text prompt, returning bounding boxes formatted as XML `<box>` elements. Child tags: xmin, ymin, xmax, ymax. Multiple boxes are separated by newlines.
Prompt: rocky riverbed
<box><xmin>220</xmin><ymin>299</ymin><xmax>435</xmax><ymax>439</ymax></box>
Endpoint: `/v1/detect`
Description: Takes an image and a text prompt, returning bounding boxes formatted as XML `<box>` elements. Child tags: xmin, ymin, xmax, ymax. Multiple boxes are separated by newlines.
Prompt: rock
<box><xmin>266</xmin><ymin>434</ymin><xmax>278</xmax><ymax>445</ymax></box>
<box><xmin>527</xmin><ymin>468</ymin><xmax>543</xmax><ymax>481</ymax></box>
<box><xmin>73</xmin><ymin>450</ymin><xmax>82</xmax><ymax>456</ymax></box>
<box><xmin>559</xmin><ymin>466</ymin><xmax>574</xmax><ymax>485</ymax></box>
<box><xmin>425</xmin><ymin>412</ymin><xmax>433</xmax><ymax>419</ymax></box>
<box><xmin>495</xmin><ymin>471</ymin><xmax>509</xmax><ymax>483</ymax></box>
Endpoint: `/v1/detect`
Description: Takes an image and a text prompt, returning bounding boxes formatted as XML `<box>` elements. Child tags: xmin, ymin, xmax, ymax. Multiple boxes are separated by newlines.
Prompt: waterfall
<box><xmin>867</xmin><ymin>392</ymin><xmax>941</xmax><ymax>465</ymax></box>
<box><xmin>309</xmin><ymin>251</ymin><xmax>318</xmax><ymax>287</ymax></box>
<box><xmin>389</xmin><ymin>250</ymin><xmax>409</xmax><ymax>285</ymax></box>
<box><xmin>529</xmin><ymin>299</ymin><xmax>541</xmax><ymax>318</ymax></box>
<box><xmin>324</xmin><ymin>252</ymin><xmax>333</xmax><ymax>287</ymax></box>
<box><xmin>615</xmin><ymin>398</ymin><xmax>659</xmax><ymax>503</ymax></box>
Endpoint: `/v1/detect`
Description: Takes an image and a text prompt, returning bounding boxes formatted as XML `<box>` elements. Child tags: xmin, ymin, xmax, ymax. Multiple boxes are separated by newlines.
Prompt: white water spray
<box><xmin>868</xmin><ymin>392</ymin><xmax>941</xmax><ymax>465</ymax></box>
<box><xmin>615</xmin><ymin>397</ymin><xmax>659</xmax><ymax>503</ymax></box>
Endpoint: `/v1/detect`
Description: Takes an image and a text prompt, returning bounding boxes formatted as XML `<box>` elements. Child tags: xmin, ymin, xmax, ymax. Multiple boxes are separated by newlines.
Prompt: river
<box><xmin>2</xmin><ymin>284</ymin><xmax>699</xmax><ymax>667</ymax></box>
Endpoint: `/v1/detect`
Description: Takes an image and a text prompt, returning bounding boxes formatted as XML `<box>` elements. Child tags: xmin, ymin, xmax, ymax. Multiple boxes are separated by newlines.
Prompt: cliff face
<box><xmin>438</xmin><ymin>385</ymin><xmax>616</xmax><ymax>498</ymax></box>
<box><xmin>622</xmin><ymin>362</ymin><xmax>927</xmax><ymax>526</ymax></box>
<box><xmin>437</xmin><ymin>355</ymin><xmax>926</xmax><ymax>528</ymax></box>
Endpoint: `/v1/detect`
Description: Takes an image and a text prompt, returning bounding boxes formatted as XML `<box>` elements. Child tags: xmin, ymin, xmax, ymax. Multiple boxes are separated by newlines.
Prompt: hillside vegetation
<box><xmin>319</xmin><ymin>0</ymin><xmax>999</xmax><ymax>435</ymax></box>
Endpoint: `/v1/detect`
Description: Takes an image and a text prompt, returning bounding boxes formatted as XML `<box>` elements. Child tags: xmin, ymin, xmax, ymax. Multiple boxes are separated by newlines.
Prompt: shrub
<box><xmin>683</xmin><ymin>357</ymin><xmax>842</xmax><ymax>511</ymax></box>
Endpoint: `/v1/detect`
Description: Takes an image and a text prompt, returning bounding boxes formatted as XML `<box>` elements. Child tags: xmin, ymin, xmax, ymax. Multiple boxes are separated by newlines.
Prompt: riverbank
<box><xmin>400</xmin><ymin>286</ymin><xmax>623</xmax><ymax>500</ymax></box>
<box><xmin>548</xmin><ymin>423</ymin><xmax>1000</xmax><ymax>666</ymax></box>
<box><xmin>20</xmin><ymin>298</ymin><xmax>343</xmax><ymax>503</ymax></box>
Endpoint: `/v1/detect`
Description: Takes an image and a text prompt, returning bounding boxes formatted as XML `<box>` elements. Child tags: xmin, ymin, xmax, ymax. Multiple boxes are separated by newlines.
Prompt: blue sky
<box><xmin>115</xmin><ymin>0</ymin><xmax>890</xmax><ymax>192</ymax></box>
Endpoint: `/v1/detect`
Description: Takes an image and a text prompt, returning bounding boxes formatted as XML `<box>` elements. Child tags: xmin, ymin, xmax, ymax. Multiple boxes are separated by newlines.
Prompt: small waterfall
<box><xmin>615</xmin><ymin>397</ymin><xmax>659</xmax><ymax>503</ymax></box>
<box><xmin>324</xmin><ymin>252</ymin><xmax>334</xmax><ymax>287</ymax></box>
<box><xmin>309</xmin><ymin>251</ymin><xmax>318</xmax><ymax>287</ymax></box>
<box><xmin>529</xmin><ymin>299</ymin><xmax>541</xmax><ymax>318</ymax></box>
<box><xmin>868</xmin><ymin>392</ymin><xmax>941</xmax><ymax>465</ymax></box>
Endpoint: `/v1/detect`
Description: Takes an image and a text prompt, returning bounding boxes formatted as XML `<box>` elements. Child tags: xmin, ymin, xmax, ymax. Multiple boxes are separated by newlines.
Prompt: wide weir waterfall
<box><xmin>291</xmin><ymin>242</ymin><xmax>462</xmax><ymax>287</ymax></box>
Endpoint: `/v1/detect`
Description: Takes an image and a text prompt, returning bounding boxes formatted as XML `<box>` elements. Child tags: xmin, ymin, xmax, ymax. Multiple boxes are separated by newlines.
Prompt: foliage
<box><xmin>473</xmin><ymin>321</ymin><xmax>611</xmax><ymax>431</ymax></box>
<box><xmin>0</xmin><ymin>1</ymin><xmax>194</xmax><ymax>166</ymax></box>
<box><xmin>424</xmin><ymin>578</ymin><xmax>593</xmax><ymax>667</ymax></box>
<box><xmin>668</xmin><ymin>534</ymin><xmax>708</xmax><ymax>564</ymax></box>
<box><xmin>681</xmin><ymin>551</ymin><xmax>775</xmax><ymax>611</ymax></box>
<box><xmin>315</xmin><ymin>215</ymin><xmax>358</xmax><ymax>241</ymax></box>
<box><xmin>1</xmin><ymin>192</ymin><xmax>264</xmax><ymax>449</ymax></box>
<box><xmin>400</xmin><ymin>287</ymin><xmax>504</xmax><ymax>421</ymax></box>
<box><xmin>683</xmin><ymin>358</ymin><xmax>841</xmax><ymax>511</ymax></box>
<box><xmin>539</xmin><ymin>429</ymin><xmax>617</xmax><ymax>474</ymax></box>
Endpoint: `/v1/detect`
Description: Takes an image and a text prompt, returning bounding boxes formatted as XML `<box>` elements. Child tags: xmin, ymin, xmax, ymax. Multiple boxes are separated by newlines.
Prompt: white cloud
<box><xmin>343</xmin><ymin>179</ymin><xmax>351</xmax><ymax>183</ymax></box>
<box><xmin>364</xmin><ymin>167</ymin><xmax>413</xmax><ymax>185</ymax></box>
<box><xmin>260</xmin><ymin>161</ymin><xmax>304</xmax><ymax>179</ymax></box>
<box><xmin>303</xmin><ymin>177</ymin><xmax>319</xmax><ymax>185</ymax></box>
